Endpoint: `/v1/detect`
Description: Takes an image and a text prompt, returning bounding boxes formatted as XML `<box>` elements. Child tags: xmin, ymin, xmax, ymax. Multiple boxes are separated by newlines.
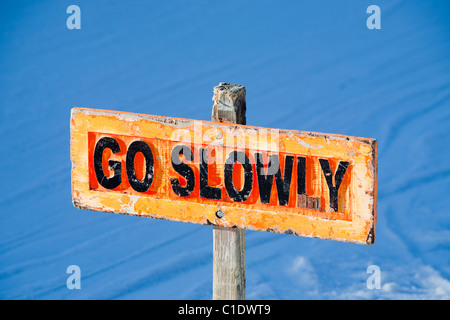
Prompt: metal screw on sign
<box><xmin>216</xmin><ymin>210</ymin><xmax>225</xmax><ymax>219</ymax></box>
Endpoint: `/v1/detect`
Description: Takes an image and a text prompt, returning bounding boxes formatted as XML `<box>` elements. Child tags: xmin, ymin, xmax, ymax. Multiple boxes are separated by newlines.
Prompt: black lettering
<box><xmin>255</xmin><ymin>153</ymin><xmax>294</xmax><ymax>206</ymax></box>
<box><xmin>200</xmin><ymin>148</ymin><xmax>221</xmax><ymax>200</ymax></box>
<box><xmin>297</xmin><ymin>156</ymin><xmax>306</xmax><ymax>195</ymax></box>
<box><xmin>126</xmin><ymin>140</ymin><xmax>154</xmax><ymax>192</ymax></box>
<box><xmin>93</xmin><ymin>136</ymin><xmax>122</xmax><ymax>189</ymax></box>
<box><xmin>255</xmin><ymin>153</ymin><xmax>276</xmax><ymax>204</ymax></box>
<box><xmin>319</xmin><ymin>159</ymin><xmax>349</xmax><ymax>212</ymax></box>
<box><xmin>170</xmin><ymin>144</ymin><xmax>195</xmax><ymax>197</ymax></box>
<box><xmin>224</xmin><ymin>150</ymin><xmax>253</xmax><ymax>202</ymax></box>
<box><xmin>274</xmin><ymin>155</ymin><xmax>294</xmax><ymax>206</ymax></box>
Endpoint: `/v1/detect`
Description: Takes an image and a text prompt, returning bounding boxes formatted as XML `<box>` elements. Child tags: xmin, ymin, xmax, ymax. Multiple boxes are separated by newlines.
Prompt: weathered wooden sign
<box><xmin>71</xmin><ymin>107</ymin><xmax>377</xmax><ymax>244</ymax></box>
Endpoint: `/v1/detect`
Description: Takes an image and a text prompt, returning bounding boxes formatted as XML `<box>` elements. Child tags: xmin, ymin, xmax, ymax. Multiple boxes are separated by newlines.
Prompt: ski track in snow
<box><xmin>1</xmin><ymin>0</ymin><xmax>449</xmax><ymax>299</ymax></box>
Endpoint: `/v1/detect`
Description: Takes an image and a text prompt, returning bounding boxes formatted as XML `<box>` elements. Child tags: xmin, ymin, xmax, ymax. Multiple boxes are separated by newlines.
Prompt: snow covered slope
<box><xmin>1</xmin><ymin>0</ymin><xmax>449</xmax><ymax>299</ymax></box>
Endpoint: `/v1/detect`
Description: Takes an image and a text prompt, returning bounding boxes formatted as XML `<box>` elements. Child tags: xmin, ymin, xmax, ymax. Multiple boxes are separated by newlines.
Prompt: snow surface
<box><xmin>1</xmin><ymin>0</ymin><xmax>449</xmax><ymax>300</ymax></box>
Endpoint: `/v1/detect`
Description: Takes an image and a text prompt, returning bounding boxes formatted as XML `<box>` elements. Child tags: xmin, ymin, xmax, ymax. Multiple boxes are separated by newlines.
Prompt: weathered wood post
<box><xmin>211</xmin><ymin>83</ymin><xmax>246</xmax><ymax>300</ymax></box>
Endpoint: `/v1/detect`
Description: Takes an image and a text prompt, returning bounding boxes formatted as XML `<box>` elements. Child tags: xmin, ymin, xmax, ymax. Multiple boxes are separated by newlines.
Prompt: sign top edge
<box><xmin>71</xmin><ymin>107</ymin><xmax>377</xmax><ymax>146</ymax></box>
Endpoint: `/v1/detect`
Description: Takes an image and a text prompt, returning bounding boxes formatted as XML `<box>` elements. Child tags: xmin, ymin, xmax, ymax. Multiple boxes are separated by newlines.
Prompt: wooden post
<box><xmin>212</xmin><ymin>83</ymin><xmax>246</xmax><ymax>300</ymax></box>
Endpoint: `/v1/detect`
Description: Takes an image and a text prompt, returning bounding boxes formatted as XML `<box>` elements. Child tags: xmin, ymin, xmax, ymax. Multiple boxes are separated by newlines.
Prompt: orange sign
<box><xmin>71</xmin><ymin>108</ymin><xmax>377</xmax><ymax>244</ymax></box>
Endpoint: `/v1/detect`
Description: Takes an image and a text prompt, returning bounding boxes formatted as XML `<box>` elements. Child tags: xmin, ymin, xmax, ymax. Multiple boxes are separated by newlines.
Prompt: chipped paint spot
<box><xmin>296</xmin><ymin>138</ymin><xmax>324</xmax><ymax>150</ymax></box>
